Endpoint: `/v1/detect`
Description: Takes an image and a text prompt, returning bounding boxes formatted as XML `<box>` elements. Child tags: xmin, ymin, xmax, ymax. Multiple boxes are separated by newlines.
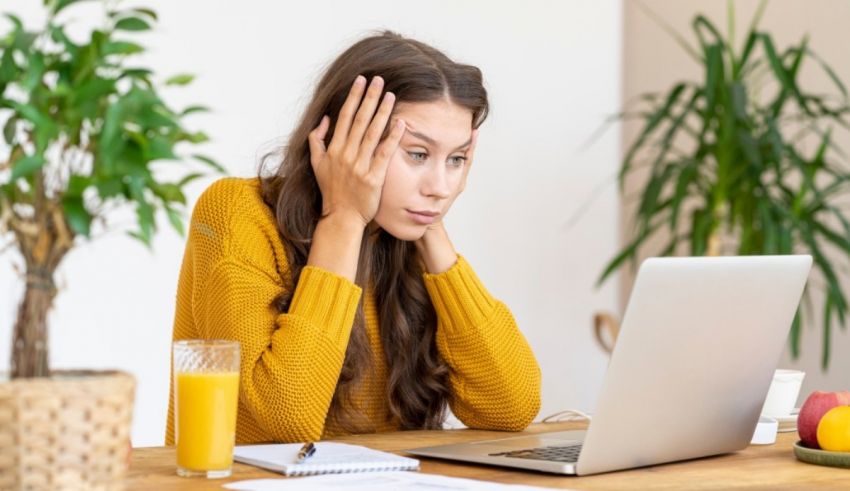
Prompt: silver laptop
<box><xmin>408</xmin><ymin>255</ymin><xmax>812</xmax><ymax>476</ymax></box>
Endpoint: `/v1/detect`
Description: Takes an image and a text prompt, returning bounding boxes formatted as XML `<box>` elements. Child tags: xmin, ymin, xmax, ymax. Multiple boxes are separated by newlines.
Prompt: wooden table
<box><xmin>127</xmin><ymin>421</ymin><xmax>850</xmax><ymax>490</ymax></box>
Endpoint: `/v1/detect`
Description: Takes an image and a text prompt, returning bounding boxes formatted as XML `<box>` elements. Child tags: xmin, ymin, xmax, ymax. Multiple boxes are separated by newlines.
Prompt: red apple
<box><xmin>798</xmin><ymin>390</ymin><xmax>850</xmax><ymax>448</ymax></box>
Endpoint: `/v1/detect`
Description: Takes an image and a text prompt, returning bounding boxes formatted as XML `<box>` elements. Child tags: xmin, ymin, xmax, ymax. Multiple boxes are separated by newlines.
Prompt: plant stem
<box><xmin>707</xmin><ymin>201</ymin><xmax>726</xmax><ymax>256</ymax></box>
<box><xmin>707</xmin><ymin>228</ymin><xmax>722</xmax><ymax>257</ymax></box>
<box><xmin>9</xmin><ymin>197</ymin><xmax>74</xmax><ymax>378</ymax></box>
<box><xmin>11</xmin><ymin>267</ymin><xmax>55</xmax><ymax>378</ymax></box>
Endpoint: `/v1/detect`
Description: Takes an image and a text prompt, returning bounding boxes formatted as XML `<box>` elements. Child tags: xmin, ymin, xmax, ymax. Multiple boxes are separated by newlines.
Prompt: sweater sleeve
<box><xmin>423</xmin><ymin>255</ymin><xmax>541</xmax><ymax>431</ymax></box>
<box><xmin>197</xmin><ymin>259</ymin><xmax>361</xmax><ymax>443</ymax></box>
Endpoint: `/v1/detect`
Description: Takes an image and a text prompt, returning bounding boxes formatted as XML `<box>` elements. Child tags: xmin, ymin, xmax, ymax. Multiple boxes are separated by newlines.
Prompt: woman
<box><xmin>165</xmin><ymin>30</ymin><xmax>541</xmax><ymax>444</ymax></box>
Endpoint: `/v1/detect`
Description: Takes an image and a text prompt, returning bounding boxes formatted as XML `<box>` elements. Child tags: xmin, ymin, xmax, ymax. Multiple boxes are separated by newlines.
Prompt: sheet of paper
<box><xmin>223</xmin><ymin>471</ymin><xmax>574</xmax><ymax>490</ymax></box>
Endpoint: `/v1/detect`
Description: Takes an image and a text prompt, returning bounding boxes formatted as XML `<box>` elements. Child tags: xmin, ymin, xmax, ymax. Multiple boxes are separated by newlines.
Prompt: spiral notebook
<box><xmin>233</xmin><ymin>442</ymin><xmax>420</xmax><ymax>476</ymax></box>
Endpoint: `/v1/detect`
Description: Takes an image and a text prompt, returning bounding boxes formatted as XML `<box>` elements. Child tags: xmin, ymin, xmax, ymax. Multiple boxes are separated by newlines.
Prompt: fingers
<box><xmin>308</xmin><ymin>115</ymin><xmax>330</xmax><ymax>168</ymax></box>
<box><xmin>369</xmin><ymin>118</ymin><xmax>406</xmax><ymax>181</ymax></box>
<box><xmin>345</xmin><ymin>76</ymin><xmax>385</xmax><ymax>158</ymax></box>
<box><xmin>328</xmin><ymin>75</ymin><xmax>367</xmax><ymax>154</ymax></box>
<box><xmin>356</xmin><ymin>90</ymin><xmax>396</xmax><ymax>170</ymax></box>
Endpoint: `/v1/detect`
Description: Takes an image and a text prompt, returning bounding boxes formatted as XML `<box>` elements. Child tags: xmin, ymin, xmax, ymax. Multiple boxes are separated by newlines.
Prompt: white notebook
<box><xmin>233</xmin><ymin>442</ymin><xmax>420</xmax><ymax>477</ymax></box>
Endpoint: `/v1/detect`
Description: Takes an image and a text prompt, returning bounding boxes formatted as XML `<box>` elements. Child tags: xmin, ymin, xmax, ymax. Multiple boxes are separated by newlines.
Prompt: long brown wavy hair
<box><xmin>259</xmin><ymin>30</ymin><xmax>489</xmax><ymax>432</ymax></box>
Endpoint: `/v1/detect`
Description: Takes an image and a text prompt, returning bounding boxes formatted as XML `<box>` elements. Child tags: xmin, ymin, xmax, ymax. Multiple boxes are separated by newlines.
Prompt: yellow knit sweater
<box><xmin>165</xmin><ymin>177</ymin><xmax>541</xmax><ymax>444</ymax></box>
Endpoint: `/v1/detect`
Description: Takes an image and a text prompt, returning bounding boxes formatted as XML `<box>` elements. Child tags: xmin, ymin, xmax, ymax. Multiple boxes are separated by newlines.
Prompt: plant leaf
<box><xmin>3</xmin><ymin>13</ymin><xmax>23</xmax><ymax>30</ymax></box>
<box><xmin>165</xmin><ymin>74</ymin><xmax>195</xmax><ymax>86</ymax></box>
<box><xmin>805</xmin><ymin>47</ymin><xmax>847</xmax><ymax>98</ymax></box>
<box><xmin>50</xmin><ymin>0</ymin><xmax>96</xmax><ymax>15</ymax></box>
<box><xmin>128</xmin><ymin>8</ymin><xmax>158</xmax><ymax>21</ymax></box>
<box><xmin>789</xmin><ymin>307</ymin><xmax>802</xmax><ymax>358</ymax></box>
<box><xmin>180</xmin><ymin>105</ymin><xmax>210</xmax><ymax>116</ymax></box>
<box><xmin>11</xmin><ymin>155</ymin><xmax>46</xmax><ymax>180</ymax></box>
<box><xmin>114</xmin><ymin>17</ymin><xmax>151</xmax><ymax>32</ymax></box>
<box><xmin>0</xmin><ymin>46</ymin><xmax>18</xmax><ymax>83</ymax></box>
<box><xmin>102</xmin><ymin>40</ymin><xmax>145</xmax><ymax>56</ymax></box>
<box><xmin>3</xmin><ymin>116</ymin><xmax>17</xmax><ymax>144</ymax></box>
<box><xmin>62</xmin><ymin>196</ymin><xmax>92</xmax><ymax>237</ymax></box>
<box><xmin>152</xmin><ymin>183</ymin><xmax>186</xmax><ymax>204</ymax></box>
<box><xmin>192</xmin><ymin>154</ymin><xmax>226</xmax><ymax>173</ymax></box>
<box><xmin>634</xmin><ymin>0</ymin><xmax>701</xmax><ymax>62</ymax></box>
<box><xmin>178</xmin><ymin>172</ymin><xmax>204</xmax><ymax>187</ymax></box>
<box><xmin>165</xmin><ymin>206</ymin><xmax>184</xmax><ymax>236</ymax></box>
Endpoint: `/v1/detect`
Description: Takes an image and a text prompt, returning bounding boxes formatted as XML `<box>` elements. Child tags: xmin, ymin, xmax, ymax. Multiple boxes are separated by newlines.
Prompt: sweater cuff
<box><xmin>423</xmin><ymin>255</ymin><xmax>496</xmax><ymax>333</ymax></box>
<box><xmin>288</xmin><ymin>266</ymin><xmax>362</xmax><ymax>348</ymax></box>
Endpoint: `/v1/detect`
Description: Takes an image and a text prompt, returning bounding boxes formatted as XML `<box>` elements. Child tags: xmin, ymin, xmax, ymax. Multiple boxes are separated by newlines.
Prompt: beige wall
<box><xmin>621</xmin><ymin>0</ymin><xmax>850</xmax><ymax>400</ymax></box>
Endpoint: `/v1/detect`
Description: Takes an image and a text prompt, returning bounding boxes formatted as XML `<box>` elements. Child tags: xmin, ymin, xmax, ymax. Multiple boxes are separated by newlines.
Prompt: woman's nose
<box><xmin>421</xmin><ymin>163</ymin><xmax>451</xmax><ymax>199</ymax></box>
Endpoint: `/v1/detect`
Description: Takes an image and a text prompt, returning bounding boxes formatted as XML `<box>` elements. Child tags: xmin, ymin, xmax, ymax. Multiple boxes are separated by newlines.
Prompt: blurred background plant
<box><xmin>597</xmin><ymin>0</ymin><xmax>850</xmax><ymax>368</ymax></box>
<box><xmin>0</xmin><ymin>0</ymin><xmax>223</xmax><ymax>378</ymax></box>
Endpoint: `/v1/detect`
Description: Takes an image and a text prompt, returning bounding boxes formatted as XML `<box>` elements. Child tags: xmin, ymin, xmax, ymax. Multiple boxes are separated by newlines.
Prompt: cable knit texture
<box><xmin>164</xmin><ymin>177</ymin><xmax>541</xmax><ymax>444</ymax></box>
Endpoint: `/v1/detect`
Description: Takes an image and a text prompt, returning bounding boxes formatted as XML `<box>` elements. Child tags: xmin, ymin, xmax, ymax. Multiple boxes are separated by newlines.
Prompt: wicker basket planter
<box><xmin>0</xmin><ymin>370</ymin><xmax>136</xmax><ymax>491</ymax></box>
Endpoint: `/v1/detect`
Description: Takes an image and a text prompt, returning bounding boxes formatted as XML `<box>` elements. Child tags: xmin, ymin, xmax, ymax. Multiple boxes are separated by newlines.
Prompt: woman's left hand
<box><xmin>415</xmin><ymin>129</ymin><xmax>479</xmax><ymax>273</ymax></box>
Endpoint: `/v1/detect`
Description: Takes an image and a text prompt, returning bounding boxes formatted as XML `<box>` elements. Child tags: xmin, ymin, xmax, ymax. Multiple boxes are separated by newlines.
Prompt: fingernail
<box><xmin>354</xmin><ymin>75</ymin><xmax>366</xmax><ymax>86</ymax></box>
<box><xmin>396</xmin><ymin>119</ymin><xmax>405</xmax><ymax>129</ymax></box>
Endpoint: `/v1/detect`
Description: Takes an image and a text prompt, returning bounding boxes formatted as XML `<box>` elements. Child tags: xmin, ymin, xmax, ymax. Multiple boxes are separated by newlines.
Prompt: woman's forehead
<box><xmin>394</xmin><ymin>100</ymin><xmax>472</xmax><ymax>148</ymax></box>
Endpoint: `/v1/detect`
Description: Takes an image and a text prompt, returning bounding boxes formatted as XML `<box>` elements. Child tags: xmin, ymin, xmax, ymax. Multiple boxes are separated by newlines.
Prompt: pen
<box><xmin>296</xmin><ymin>442</ymin><xmax>316</xmax><ymax>463</ymax></box>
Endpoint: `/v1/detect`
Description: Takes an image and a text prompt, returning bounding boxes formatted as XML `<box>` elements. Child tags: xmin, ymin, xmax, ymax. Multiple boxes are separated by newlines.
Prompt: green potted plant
<box><xmin>597</xmin><ymin>0</ymin><xmax>850</xmax><ymax>368</ymax></box>
<box><xmin>0</xmin><ymin>0</ymin><xmax>221</xmax><ymax>487</ymax></box>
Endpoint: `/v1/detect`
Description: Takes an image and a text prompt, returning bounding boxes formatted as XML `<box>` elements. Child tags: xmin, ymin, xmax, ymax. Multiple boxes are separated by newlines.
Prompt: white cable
<box><xmin>541</xmin><ymin>409</ymin><xmax>592</xmax><ymax>423</ymax></box>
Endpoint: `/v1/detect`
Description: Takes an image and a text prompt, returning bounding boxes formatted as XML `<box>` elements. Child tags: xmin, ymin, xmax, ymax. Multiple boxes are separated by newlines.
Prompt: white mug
<box><xmin>760</xmin><ymin>369</ymin><xmax>805</xmax><ymax>418</ymax></box>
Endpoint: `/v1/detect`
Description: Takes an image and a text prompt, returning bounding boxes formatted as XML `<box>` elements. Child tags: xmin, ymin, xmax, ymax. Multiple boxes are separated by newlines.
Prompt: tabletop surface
<box><xmin>127</xmin><ymin>421</ymin><xmax>850</xmax><ymax>490</ymax></box>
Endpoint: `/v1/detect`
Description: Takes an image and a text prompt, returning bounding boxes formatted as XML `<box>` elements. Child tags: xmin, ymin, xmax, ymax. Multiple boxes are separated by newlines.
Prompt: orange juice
<box><xmin>175</xmin><ymin>371</ymin><xmax>239</xmax><ymax>472</ymax></box>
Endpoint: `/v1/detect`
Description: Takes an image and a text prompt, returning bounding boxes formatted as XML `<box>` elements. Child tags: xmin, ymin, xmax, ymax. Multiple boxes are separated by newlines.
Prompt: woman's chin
<box><xmin>377</xmin><ymin>222</ymin><xmax>427</xmax><ymax>242</ymax></box>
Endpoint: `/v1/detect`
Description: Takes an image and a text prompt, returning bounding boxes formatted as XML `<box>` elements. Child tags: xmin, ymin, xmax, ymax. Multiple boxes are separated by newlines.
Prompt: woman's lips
<box><xmin>406</xmin><ymin>209</ymin><xmax>439</xmax><ymax>225</ymax></box>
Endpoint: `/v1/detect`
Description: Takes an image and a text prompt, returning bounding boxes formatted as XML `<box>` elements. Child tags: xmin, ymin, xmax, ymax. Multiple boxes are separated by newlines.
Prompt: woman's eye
<box><xmin>448</xmin><ymin>156</ymin><xmax>467</xmax><ymax>167</ymax></box>
<box><xmin>408</xmin><ymin>152</ymin><xmax>427</xmax><ymax>162</ymax></box>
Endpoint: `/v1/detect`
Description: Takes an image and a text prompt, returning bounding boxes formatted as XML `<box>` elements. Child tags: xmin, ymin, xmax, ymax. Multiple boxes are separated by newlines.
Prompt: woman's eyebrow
<box><xmin>407</xmin><ymin>130</ymin><xmax>472</xmax><ymax>151</ymax></box>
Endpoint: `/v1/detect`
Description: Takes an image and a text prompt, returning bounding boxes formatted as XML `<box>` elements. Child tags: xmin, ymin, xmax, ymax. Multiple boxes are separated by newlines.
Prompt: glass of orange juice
<box><xmin>173</xmin><ymin>340</ymin><xmax>240</xmax><ymax>478</ymax></box>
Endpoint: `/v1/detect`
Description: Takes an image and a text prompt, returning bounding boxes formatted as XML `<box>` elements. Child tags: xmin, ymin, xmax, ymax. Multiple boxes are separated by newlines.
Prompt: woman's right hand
<box><xmin>308</xmin><ymin>75</ymin><xmax>406</xmax><ymax>228</ymax></box>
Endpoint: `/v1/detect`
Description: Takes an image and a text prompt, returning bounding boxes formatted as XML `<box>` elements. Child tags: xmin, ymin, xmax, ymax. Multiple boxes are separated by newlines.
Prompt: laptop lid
<box><xmin>576</xmin><ymin>255</ymin><xmax>811</xmax><ymax>475</ymax></box>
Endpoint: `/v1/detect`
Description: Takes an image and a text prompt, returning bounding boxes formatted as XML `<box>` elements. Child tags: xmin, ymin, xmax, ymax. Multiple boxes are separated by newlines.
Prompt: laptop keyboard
<box><xmin>489</xmin><ymin>444</ymin><xmax>583</xmax><ymax>463</ymax></box>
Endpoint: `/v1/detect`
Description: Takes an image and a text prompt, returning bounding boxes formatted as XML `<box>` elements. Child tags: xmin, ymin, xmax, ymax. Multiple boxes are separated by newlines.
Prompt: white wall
<box><xmin>0</xmin><ymin>0</ymin><xmax>622</xmax><ymax>446</ymax></box>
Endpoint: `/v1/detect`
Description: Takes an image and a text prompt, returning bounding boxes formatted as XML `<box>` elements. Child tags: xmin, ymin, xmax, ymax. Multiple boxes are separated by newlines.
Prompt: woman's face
<box><xmin>372</xmin><ymin>98</ymin><xmax>474</xmax><ymax>241</ymax></box>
